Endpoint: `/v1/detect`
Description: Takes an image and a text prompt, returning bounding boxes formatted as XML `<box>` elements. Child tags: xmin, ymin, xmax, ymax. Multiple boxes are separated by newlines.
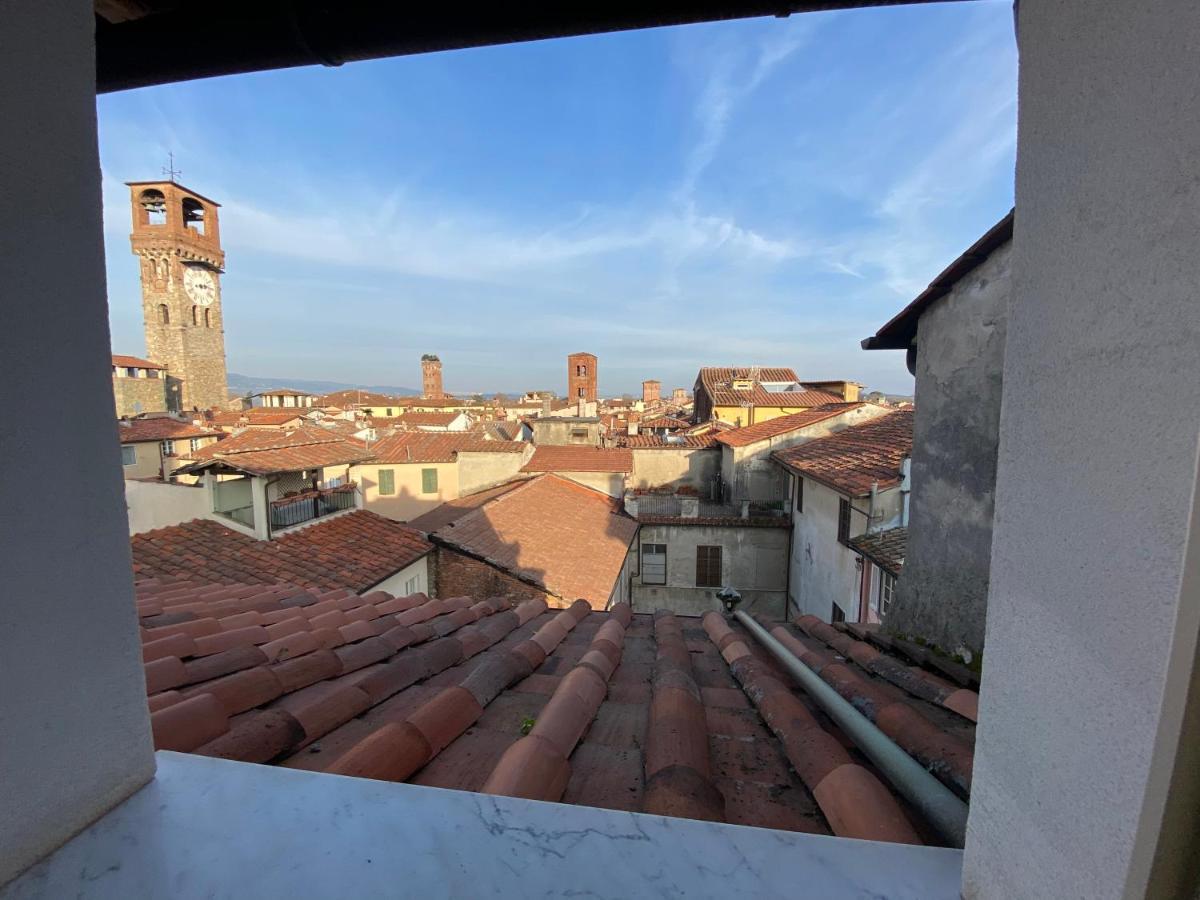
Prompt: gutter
<box><xmin>730</xmin><ymin>609</ymin><xmax>969</xmax><ymax>847</ymax></box>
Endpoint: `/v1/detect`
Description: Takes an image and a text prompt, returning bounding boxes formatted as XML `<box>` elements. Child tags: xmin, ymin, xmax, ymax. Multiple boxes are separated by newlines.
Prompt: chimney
<box><xmin>541</xmin><ymin>397</ymin><xmax>552</xmax><ymax>417</ymax></box>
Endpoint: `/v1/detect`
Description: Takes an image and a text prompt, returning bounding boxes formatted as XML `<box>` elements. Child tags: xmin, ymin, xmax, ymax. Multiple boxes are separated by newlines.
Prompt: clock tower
<box><xmin>127</xmin><ymin>179</ymin><xmax>229</xmax><ymax>412</ymax></box>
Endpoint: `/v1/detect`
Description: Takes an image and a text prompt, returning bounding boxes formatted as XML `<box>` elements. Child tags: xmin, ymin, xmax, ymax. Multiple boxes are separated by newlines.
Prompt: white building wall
<box><xmin>963</xmin><ymin>3</ymin><xmax>1200</xmax><ymax>898</ymax></box>
<box><xmin>0</xmin><ymin>2</ymin><xmax>155</xmax><ymax>884</ymax></box>
<box><xmin>124</xmin><ymin>479</ymin><xmax>210</xmax><ymax>534</ymax></box>
<box><xmin>789</xmin><ymin>479</ymin><xmax>863</xmax><ymax>621</ymax></box>
<box><xmin>368</xmin><ymin>556</ymin><xmax>432</xmax><ymax>598</ymax></box>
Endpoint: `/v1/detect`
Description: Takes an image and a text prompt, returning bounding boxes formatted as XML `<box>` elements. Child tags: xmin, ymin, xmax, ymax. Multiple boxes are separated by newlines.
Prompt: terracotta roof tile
<box><xmin>117</xmin><ymin>417</ymin><xmax>221</xmax><ymax>444</ymax></box>
<box><xmin>138</xmin><ymin>568</ymin><xmax>975</xmax><ymax>846</ymax></box>
<box><xmin>131</xmin><ymin>511</ymin><xmax>432</xmax><ymax>592</ymax></box>
<box><xmin>407</xmin><ymin>479</ymin><xmax>531</xmax><ymax>532</ymax></box>
<box><xmin>697</xmin><ymin>368</ymin><xmax>844</xmax><ymax>409</ymax></box>
<box><xmin>179</xmin><ymin>424</ymin><xmax>373</xmax><ymax>475</ymax></box>
<box><xmin>772</xmin><ymin>410</ymin><xmax>913</xmax><ymax>497</ymax></box>
<box><xmin>520</xmin><ymin>446</ymin><xmax>633</xmax><ymax>473</ymax></box>
<box><xmin>713</xmin><ymin>403</ymin><xmax>865</xmax><ymax>448</ymax></box>
<box><xmin>848</xmin><ymin>527</ymin><xmax>907</xmax><ymax>576</ymax></box>
<box><xmin>431</xmin><ymin>475</ymin><xmax>638</xmax><ymax>606</ymax></box>
<box><xmin>112</xmin><ymin>354</ymin><xmax>166</xmax><ymax>370</ymax></box>
<box><xmin>369</xmin><ymin>432</ymin><xmax>526</xmax><ymax>464</ymax></box>
<box><xmin>618</xmin><ymin>435</ymin><xmax>719</xmax><ymax>449</ymax></box>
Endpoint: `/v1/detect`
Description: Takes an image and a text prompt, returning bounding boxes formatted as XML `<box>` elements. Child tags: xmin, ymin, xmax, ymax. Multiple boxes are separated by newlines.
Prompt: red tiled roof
<box><xmin>254</xmin><ymin>388</ymin><xmax>316</xmax><ymax>397</ymax></box>
<box><xmin>697</xmin><ymin>367</ymin><xmax>843</xmax><ymax>409</ymax></box>
<box><xmin>773</xmin><ymin>410</ymin><xmax>913</xmax><ymax>497</ymax></box>
<box><xmin>714</xmin><ymin>403</ymin><xmax>864</xmax><ymax>448</ymax></box>
<box><xmin>432</xmin><ymin>475</ymin><xmax>638</xmax><ymax>605</ymax></box>
<box><xmin>140</xmin><ymin>584</ymin><xmax>976</xmax><ymax>843</ymax></box>
<box><xmin>642</xmin><ymin>416</ymin><xmax>691</xmax><ymax>429</ymax></box>
<box><xmin>384</xmin><ymin>411</ymin><xmax>461</xmax><ymax>427</ymax></box>
<box><xmin>118</xmin><ymin>417</ymin><xmax>220</xmax><ymax>444</ymax></box>
<box><xmin>521</xmin><ymin>446</ymin><xmax>633</xmax><ymax>473</ymax></box>
<box><xmin>318</xmin><ymin>390</ymin><xmax>400</xmax><ymax>407</ymax></box>
<box><xmin>132</xmin><ymin>511</ymin><xmax>432</xmax><ymax>591</ymax></box>
<box><xmin>848</xmin><ymin>527</ymin><xmax>907</xmax><ymax>576</ymax></box>
<box><xmin>112</xmin><ymin>354</ymin><xmax>165</xmax><ymax>370</ymax></box>
<box><xmin>207</xmin><ymin>408</ymin><xmax>309</xmax><ymax>427</ymax></box>
<box><xmin>407</xmin><ymin>479</ymin><xmax>531</xmax><ymax>533</ymax></box>
<box><xmin>618</xmin><ymin>435</ymin><xmax>720</xmax><ymax>449</ymax></box>
<box><xmin>180</xmin><ymin>424</ymin><xmax>374</xmax><ymax>475</ymax></box>
<box><xmin>370</xmin><ymin>432</ymin><xmax>526</xmax><ymax>464</ymax></box>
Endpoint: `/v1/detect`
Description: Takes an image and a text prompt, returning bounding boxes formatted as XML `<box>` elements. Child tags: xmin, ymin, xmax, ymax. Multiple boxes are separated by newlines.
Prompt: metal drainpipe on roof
<box><xmin>732</xmin><ymin>609</ymin><xmax>969</xmax><ymax>848</ymax></box>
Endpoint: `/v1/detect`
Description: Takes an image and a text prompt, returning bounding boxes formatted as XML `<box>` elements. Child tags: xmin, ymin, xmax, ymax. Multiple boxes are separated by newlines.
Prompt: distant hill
<box><xmin>227</xmin><ymin>373</ymin><xmax>532</xmax><ymax>401</ymax></box>
<box><xmin>227</xmin><ymin>373</ymin><xmax>420</xmax><ymax>398</ymax></box>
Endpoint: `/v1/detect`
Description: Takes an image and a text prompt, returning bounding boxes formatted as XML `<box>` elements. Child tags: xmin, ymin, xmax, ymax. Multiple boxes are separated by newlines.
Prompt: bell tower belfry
<box><xmin>127</xmin><ymin>177</ymin><xmax>229</xmax><ymax>412</ymax></box>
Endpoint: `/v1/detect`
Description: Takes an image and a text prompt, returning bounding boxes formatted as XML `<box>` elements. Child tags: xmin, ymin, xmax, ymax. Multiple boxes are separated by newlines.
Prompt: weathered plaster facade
<box><xmin>112</xmin><ymin>368</ymin><xmax>168</xmax><ymax>417</ymax></box>
<box><xmin>631</xmin><ymin>522</ymin><xmax>789</xmax><ymax>618</ymax></box>
<box><xmin>889</xmin><ymin>241</ymin><xmax>1010</xmax><ymax>658</ymax></box>
<box><xmin>628</xmin><ymin>447</ymin><xmax>720</xmax><ymax>492</ymax></box>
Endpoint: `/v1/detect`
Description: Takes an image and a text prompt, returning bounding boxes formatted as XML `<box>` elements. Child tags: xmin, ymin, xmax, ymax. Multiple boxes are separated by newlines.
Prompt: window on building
<box><xmin>158</xmin><ymin>303</ymin><xmax>169</xmax><ymax>324</ymax></box>
<box><xmin>189</xmin><ymin>437</ymin><xmax>202</xmax><ymax>453</ymax></box>
<box><xmin>139</xmin><ymin>188</ymin><xmax>166</xmax><ymax>225</ymax></box>
<box><xmin>204</xmin><ymin>308</ymin><xmax>212</xmax><ymax>328</ymax></box>
<box><xmin>696</xmin><ymin>545</ymin><xmax>722</xmax><ymax>588</ymax></box>
<box><xmin>191</xmin><ymin>305</ymin><xmax>199</xmax><ymax>326</ymax></box>
<box><xmin>641</xmin><ymin>543</ymin><xmax>667</xmax><ymax>584</ymax></box>
<box><xmin>831</xmin><ymin>602</ymin><xmax>846</xmax><ymax>624</ymax></box>
<box><xmin>577</xmin><ymin>364</ymin><xmax>587</xmax><ymax>377</ymax></box>
<box><xmin>795</xmin><ymin>476</ymin><xmax>804</xmax><ymax>513</ymax></box>
<box><xmin>121</xmin><ymin>445</ymin><xmax>136</xmax><ymax>466</ymax></box>
<box><xmin>147</xmin><ymin>368</ymin><xmax>159</xmax><ymax>379</ymax></box>
<box><xmin>403</xmin><ymin>574</ymin><xmax>422</xmax><ymax>595</ymax></box>
<box><xmin>837</xmin><ymin>498</ymin><xmax>852</xmax><ymax>545</ymax></box>
<box><xmin>182</xmin><ymin>197</ymin><xmax>205</xmax><ymax>235</ymax></box>
<box><xmin>125</xmin><ymin>367</ymin><xmax>137</xmax><ymax>378</ymax></box>
<box><xmin>880</xmin><ymin>572</ymin><xmax>896</xmax><ymax>618</ymax></box>
<box><xmin>421</xmin><ymin>468</ymin><xmax>438</xmax><ymax>494</ymax></box>
<box><xmin>386</xmin><ymin>408</ymin><xmax>393</xmax><ymax>417</ymax></box>
<box><xmin>160</xmin><ymin>439</ymin><xmax>176</xmax><ymax>457</ymax></box>
<box><xmin>378</xmin><ymin>469</ymin><xmax>395</xmax><ymax>495</ymax></box>
<box><xmin>577</xmin><ymin>387</ymin><xmax>585</xmax><ymax>398</ymax></box>
<box><xmin>570</xmin><ymin>429</ymin><xmax>588</xmax><ymax>444</ymax></box>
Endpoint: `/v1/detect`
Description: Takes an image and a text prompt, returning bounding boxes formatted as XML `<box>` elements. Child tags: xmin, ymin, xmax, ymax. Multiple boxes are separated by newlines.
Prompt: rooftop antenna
<box><xmin>161</xmin><ymin>151</ymin><xmax>182</xmax><ymax>183</ymax></box>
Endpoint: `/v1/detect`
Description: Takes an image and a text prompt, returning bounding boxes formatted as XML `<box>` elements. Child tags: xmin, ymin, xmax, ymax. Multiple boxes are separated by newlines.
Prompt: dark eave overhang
<box><xmin>861</xmin><ymin>208</ymin><xmax>1015</xmax><ymax>351</ymax></box>
<box><xmin>95</xmin><ymin>1</ymin><xmax>945</xmax><ymax>94</ymax></box>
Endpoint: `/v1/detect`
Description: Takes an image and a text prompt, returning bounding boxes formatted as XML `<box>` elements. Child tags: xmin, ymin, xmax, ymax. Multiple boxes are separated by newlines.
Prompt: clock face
<box><xmin>183</xmin><ymin>266</ymin><xmax>217</xmax><ymax>306</ymax></box>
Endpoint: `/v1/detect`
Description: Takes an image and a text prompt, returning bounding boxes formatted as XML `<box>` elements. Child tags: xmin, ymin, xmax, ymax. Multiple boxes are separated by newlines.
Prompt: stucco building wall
<box><xmin>124</xmin><ymin>479</ymin><xmax>210</xmax><ymax>535</ymax></box>
<box><xmin>0</xmin><ymin>2</ymin><xmax>155</xmax><ymax>883</ymax></box>
<box><xmin>112</xmin><ymin>372</ymin><xmax>168</xmax><ymax>417</ymax></box>
<box><xmin>631</xmin><ymin>522</ymin><xmax>788</xmax><ymax>618</ymax></box>
<box><xmin>354</xmin><ymin>461</ymin><xmax>459</xmax><ymax>522</ymax></box>
<box><xmin>628</xmin><ymin>447</ymin><xmax>720</xmax><ymax>492</ymax></box>
<box><xmin>456</xmin><ymin>449</ymin><xmax>530</xmax><ymax>495</ymax></box>
<box><xmin>888</xmin><ymin>241</ymin><xmax>1010</xmax><ymax>657</ymax></box>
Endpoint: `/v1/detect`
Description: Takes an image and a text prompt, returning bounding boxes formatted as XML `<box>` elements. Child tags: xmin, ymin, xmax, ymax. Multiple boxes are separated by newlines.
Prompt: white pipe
<box><xmin>732</xmin><ymin>609</ymin><xmax>968</xmax><ymax>847</ymax></box>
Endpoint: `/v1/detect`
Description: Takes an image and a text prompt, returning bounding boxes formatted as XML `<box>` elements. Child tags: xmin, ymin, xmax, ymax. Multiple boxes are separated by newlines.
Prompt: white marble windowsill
<box><xmin>3</xmin><ymin>751</ymin><xmax>963</xmax><ymax>899</ymax></box>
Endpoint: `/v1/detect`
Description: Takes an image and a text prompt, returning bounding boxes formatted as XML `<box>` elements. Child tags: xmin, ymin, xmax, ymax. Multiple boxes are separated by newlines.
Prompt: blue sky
<box><xmin>98</xmin><ymin>2</ymin><xmax>1016</xmax><ymax>397</ymax></box>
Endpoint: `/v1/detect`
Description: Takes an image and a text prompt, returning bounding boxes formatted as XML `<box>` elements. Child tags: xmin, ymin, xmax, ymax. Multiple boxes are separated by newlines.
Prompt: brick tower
<box><xmin>642</xmin><ymin>379</ymin><xmax>661</xmax><ymax>404</ymax></box>
<box><xmin>421</xmin><ymin>354</ymin><xmax>444</xmax><ymax>399</ymax></box>
<box><xmin>567</xmin><ymin>352</ymin><xmax>597</xmax><ymax>403</ymax></box>
<box><xmin>128</xmin><ymin>179</ymin><xmax>229</xmax><ymax>412</ymax></box>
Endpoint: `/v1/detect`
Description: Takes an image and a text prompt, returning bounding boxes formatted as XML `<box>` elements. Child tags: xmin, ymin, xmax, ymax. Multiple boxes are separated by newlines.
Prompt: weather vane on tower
<box><xmin>161</xmin><ymin>151</ymin><xmax>182</xmax><ymax>182</ymax></box>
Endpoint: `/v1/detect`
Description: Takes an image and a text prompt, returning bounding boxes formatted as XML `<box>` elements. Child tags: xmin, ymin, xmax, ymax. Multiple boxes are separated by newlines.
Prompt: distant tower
<box><xmin>672</xmin><ymin>387</ymin><xmax>688</xmax><ymax>405</ymax></box>
<box><xmin>567</xmin><ymin>352</ymin><xmax>597</xmax><ymax>404</ymax></box>
<box><xmin>421</xmin><ymin>354</ymin><xmax>444</xmax><ymax>399</ymax></box>
<box><xmin>642</xmin><ymin>379</ymin><xmax>661</xmax><ymax>404</ymax></box>
<box><xmin>128</xmin><ymin>177</ymin><xmax>228</xmax><ymax>411</ymax></box>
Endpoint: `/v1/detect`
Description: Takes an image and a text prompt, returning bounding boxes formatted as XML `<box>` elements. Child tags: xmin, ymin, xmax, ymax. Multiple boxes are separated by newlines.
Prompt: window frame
<box><xmin>121</xmin><ymin>445</ymin><xmax>136</xmax><ymax>467</ymax></box>
<box><xmin>378</xmin><ymin>468</ymin><xmax>395</xmax><ymax>496</ymax></box>
<box><xmin>160</xmin><ymin>439</ymin><xmax>176</xmax><ymax>458</ymax></box>
<box><xmin>641</xmin><ymin>543</ymin><xmax>667</xmax><ymax>585</ymax></box>
<box><xmin>189</xmin><ymin>437</ymin><xmax>202</xmax><ymax>453</ymax></box>
<box><xmin>837</xmin><ymin>498</ymin><xmax>852</xmax><ymax>545</ymax></box>
<box><xmin>421</xmin><ymin>467</ymin><xmax>438</xmax><ymax>494</ymax></box>
<box><xmin>795</xmin><ymin>476</ymin><xmax>804</xmax><ymax>513</ymax></box>
<box><xmin>695</xmin><ymin>544</ymin><xmax>722</xmax><ymax>588</ymax></box>
<box><xmin>880</xmin><ymin>571</ymin><xmax>896</xmax><ymax>618</ymax></box>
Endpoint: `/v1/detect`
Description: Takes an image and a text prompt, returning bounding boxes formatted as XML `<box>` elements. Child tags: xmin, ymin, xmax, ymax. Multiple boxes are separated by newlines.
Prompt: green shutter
<box><xmin>422</xmin><ymin>468</ymin><xmax>438</xmax><ymax>493</ymax></box>
<box><xmin>378</xmin><ymin>469</ymin><xmax>395</xmax><ymax>495</ymax></box>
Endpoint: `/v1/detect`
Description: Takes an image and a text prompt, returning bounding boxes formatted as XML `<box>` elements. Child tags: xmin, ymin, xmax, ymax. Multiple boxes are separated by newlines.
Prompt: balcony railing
<box><xmin>270</xmin><ymin>483</ymin><xmax>357</xmax><ymax>529</ymax></box>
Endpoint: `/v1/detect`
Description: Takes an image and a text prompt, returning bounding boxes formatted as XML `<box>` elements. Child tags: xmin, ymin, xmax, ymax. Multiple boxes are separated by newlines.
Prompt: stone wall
<box><xmin>887</xmin><ymin>241</ymin><xmax>1010</xmax><ymax>659</ymax></box>
<box><xmin>112</xmin><ymin>373</ymin><xmax>167</xmax><ymax>417</ymax></box>
<box><xmin>434</xmin><ymin>548</ymin><xmax>556</xmax><ymax>607</ymax></box>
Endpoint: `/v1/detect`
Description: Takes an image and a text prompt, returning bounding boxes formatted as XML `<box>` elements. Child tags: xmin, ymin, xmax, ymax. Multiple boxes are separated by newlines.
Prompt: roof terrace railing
<box><xmin>270</xmin><ymin>483</ymin><xmax>357</xmax><ymax>530</ymax></box>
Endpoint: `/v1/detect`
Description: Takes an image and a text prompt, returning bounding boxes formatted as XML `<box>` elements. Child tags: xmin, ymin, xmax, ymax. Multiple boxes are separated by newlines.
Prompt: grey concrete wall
<box><xmin>531</xmin><ymin>417</ymin><xmax>601</xmax><ymax>446</ymax></box>
<box><xmin>124</xmin><ymin>479</ymin><xmax>210</xmax><ymax>534</ymax></box>
<box><xmin>456</xmin><ymin>448</ymin><xmax>530</xmax><ymax>495</ymax></box>
<box><xmin>631</xmin><ymin>523</ymin><xmax>788</xmax><ymax>618</ymax></box>
<box><xmin>963</xmin><ymin>3</ymin><xmax>1200</xmax><ymax>898</ymax></box>
<box><xmin>0</xmin><ymin>1</ymin><xmax>155</xmax><ymax>885</ymax></box>
<box><xmin>888</xmin><ymin>240</ymin><xmax>1010</xmax><ymax>658</ymax></box>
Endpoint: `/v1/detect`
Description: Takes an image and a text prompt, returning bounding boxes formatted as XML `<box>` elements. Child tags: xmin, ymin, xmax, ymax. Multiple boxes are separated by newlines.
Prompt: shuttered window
<box><xmin>421</xmin><ymin>468</ymin><xmax>438</xmax><ymax>494</ymax></box>
<box><xmin>837</xmin><ymin>498</ymin><xmax>852</xmax><ymax>545</ymax></box>
<box><xmin>696</xmin><ymin>545</ymin><xmax>722</xmax><ymax>588</ymax></box>
<box><xmin>795</xmin><ymin>476</ymin><xmax>804</xmax><ymax>513</ymax></box>
<box><xmin>378</xmin><ymin>469</ymin><xmax>395</xmax><ymax>495</ymax></box>
<box><xmin>641</xmin><ymin>543</ymin><xmax>667</xmax><ymax>585</ymax></box>
<box><xmin>121</xmin><ymin>445</ymin><xmax>136</xmax><ymax>466</ymax></box>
